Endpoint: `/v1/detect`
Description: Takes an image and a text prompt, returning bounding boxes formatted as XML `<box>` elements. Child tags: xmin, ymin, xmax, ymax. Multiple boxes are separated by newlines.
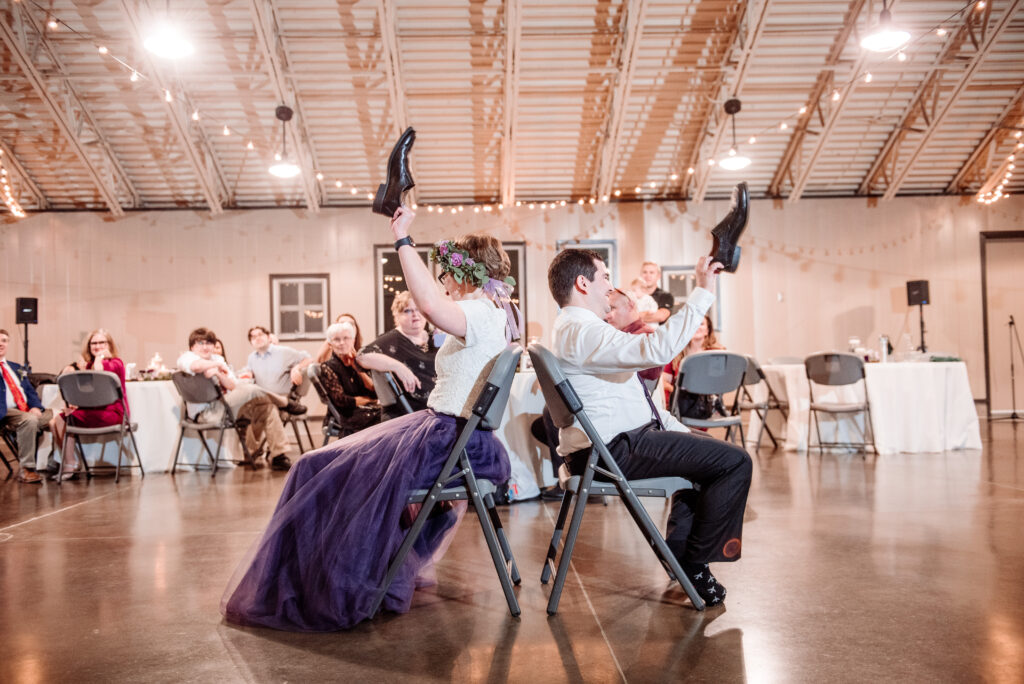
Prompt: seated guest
<box><xmin>50</xmin><ymin>328</ymin><xmax>128</xmax><ymax>481</ymax></box>
<box><xmin>316</xmin><ymin>313</ymin><xmax>363</xmax><ymax>364</ymax></box>
<box><xmin>662</xmin><ymin>313</ymin><xmax>726</xmax><ymax>419</ymax></box>
<box><xmin>176</xmin><ymin>327</ymin><xmax>292</xmax><ymax>471</ymax></box>
<box><xmin>246</xmin><ymin>326</ymin><xmax>311</xmax><ymax>412</ymax></box>
<box><xmin>212</xmin><ymin>338</ymin><xmax>230</xmax><ymax>369</ymax></box>
<box><xmin>319</xmin><ymin>322</ymin><xmax>381</xmax><ymax>434</ymax></box>
<box><xmin>547</xmin><ymin>249</ymin><xmax>750</xmax><ymax>607</ymax></box>
<box><xmin>0</xmin><ymin>328</ymin><xmax>52</xmax><ymax>484</ymax></box>
<box><xmin>606</xmin><ymin>288</ymin><xmax>661</xmax><ymax>386</ymax></box>
<box><xmin>356</xmin><ymin>291</ymin><xmax>439</xmax><ymax>420</ymax></box>
<box><xmin>223</xmin><ymin>206</ymin><xmax>519</xmax><ymax>631</ymax></box>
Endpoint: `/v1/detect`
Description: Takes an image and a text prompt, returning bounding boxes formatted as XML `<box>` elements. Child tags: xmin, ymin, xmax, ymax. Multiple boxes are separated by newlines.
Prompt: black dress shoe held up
<box><xmin>709</xmin><ymin>181</ymin><xmax>749</xmax><ymax>273</ymax></box>
<box><xmin>372</xmin><ymin>127</ymin><xmax>416</xmax><ymax>217</ymax></box>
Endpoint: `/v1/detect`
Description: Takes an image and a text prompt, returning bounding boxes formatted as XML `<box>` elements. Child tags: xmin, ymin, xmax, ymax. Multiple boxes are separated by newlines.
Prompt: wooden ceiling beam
<box><xmin>946</xmin><ymin>83</ymin><xmax>1024</xmax><ymax>194</ymax></box>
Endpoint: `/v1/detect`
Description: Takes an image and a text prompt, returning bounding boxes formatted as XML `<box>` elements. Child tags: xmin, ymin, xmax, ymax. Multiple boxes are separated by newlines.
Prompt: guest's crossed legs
<box><xmin>607</xmin><ymin>423</ymin><xmax>752</xmax><ymax>565</ymax></box>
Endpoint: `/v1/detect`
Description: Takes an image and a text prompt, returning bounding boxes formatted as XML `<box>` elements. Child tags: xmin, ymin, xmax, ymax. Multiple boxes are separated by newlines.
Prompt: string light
<box><xmin>97</xmin><ymin>46</ymin><xmax>108</xmax><ymax>55</ymax></box>
<box><xmin>832</xmin><ymin>90</ymin><xmax>840</xmax><ymax>101</ymax></box>
<box><xmin>936</xmin><ymin>28</ymin><xmax>948</xmax><ymax>36</ymax></box>
<box><xmin>897</xmin><ymin>50</ymin><xmax>907</xmax><ymax>62</ymax></box>
<box><xmin>864</xmin><ymin>72</ymin><xmax>873</xmax><ymax>83</ymax></box>
<box><xmin>222</xmin><ymin>125</ymin><xmax>230</xmax><ymax>136</ymax></box>
<box><xmin>163</xmin><ymin>89</ymin><xmax>173</xmax><ymax>102</ymax></box>
<box><xmin>191</xmin><ymin>109</ymin><xmax>200</xmax><ymax>121</ymax></box>
<box><xmin>316</xmin><ymin>172</ymin><xmax>324</xmax><ymax>181</ymax></box>
<box><xmin>748</xmin><ymin>136</ymin><xmax>757</xmax><ymax>144</ymax></box>
<box><xmin>780</xmin><ymin>122</ymin><xmax>788</xmax><ymax>130</ymax></box>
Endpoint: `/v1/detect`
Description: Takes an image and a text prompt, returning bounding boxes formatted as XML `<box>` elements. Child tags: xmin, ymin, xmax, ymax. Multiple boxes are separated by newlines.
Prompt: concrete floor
<box><xmin>1</xmin><ymin>420</ymin><xmax>1022</xmax><ymax>683</ymax></box>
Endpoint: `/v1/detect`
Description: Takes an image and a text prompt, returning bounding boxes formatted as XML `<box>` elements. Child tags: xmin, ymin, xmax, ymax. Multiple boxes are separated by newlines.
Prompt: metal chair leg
<box><xmin>464</xmin><ymin>468</ymin><xmax>520</xmax><ymax>616</ymax></box>
<box><xmin>547</xmin><ymin>461</ymin><xmax>596</xmax><ymax>615</ymax></box>
<box><xmin>128</xmin><ymin>430</ymin><xmax>144</xmax><ymax>478</ymax></box>
<box><xmin>485</xmin><ymin>492</ymin><xmax>521</xmax><ymax>585</ymax></box>
<box><xmin>171</xmin><ymin>428</ymin><xmax>185</xmax><ymax>474</ymax></box>
<box><xmin>541</xmin><ymin>488</ymin><xmax>575</xmax><ymax>585</ymax></box>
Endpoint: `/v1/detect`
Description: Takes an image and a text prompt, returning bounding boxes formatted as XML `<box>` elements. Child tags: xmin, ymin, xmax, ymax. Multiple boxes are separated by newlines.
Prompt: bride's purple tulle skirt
<box><xmin>221</xmin><ymin>410</ymin><xmax>510</xmax><ymax>632</ymax></box>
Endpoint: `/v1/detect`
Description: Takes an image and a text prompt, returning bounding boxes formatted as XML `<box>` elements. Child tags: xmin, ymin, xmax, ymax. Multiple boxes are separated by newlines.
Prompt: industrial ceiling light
<box><xmin>268</xmin><ymin>105</ymin><xmax>301</xmax><ymax>179</ymax></box>
<box><xmin>718</xmin><ymin>98</ymin><xmax>752</xmax><ymax>171</ymax></box>
<box><xmin>860</xmin><ymin>1</ymin><xmax>910</xmax><ymax>52</ymax></box>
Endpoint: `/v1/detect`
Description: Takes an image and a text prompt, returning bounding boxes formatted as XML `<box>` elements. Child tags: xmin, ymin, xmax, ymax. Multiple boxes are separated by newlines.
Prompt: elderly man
<box><xmin>177</xmin><ymin>327</ymin><xmax>292</xmax><ymax>471</ymax></box>
<box><xmin>546</xmin><ymin>249</ymin><xmax>751</xmax><ymax>607</ymax></box>
<box><xmin>246</xmin><ymin>326</ymin><xmax>311</xmax><ymax>413</ymax></box>
<box><xmin>636</xmin><ymin>261</ymin><xmax>675</xmax><ymax>324</ymax></box>
<box><xmin>0</xmin><ymin>328</ymin><xmax>51</xmax><ymax>483</ymax></box>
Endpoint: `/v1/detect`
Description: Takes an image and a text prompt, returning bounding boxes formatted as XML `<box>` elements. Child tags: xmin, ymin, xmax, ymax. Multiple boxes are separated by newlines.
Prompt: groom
<box><xmin>545</xmin><ymin>250</ymin><xmax>751</xmax><ymax>606</ymax></box>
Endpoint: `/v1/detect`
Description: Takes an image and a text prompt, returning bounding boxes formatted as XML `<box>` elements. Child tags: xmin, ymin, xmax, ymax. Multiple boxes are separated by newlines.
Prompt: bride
<box><xmin>221</xmin><ymin>206</ymin><xmax>521</xmax><ymax>631</ymax></box>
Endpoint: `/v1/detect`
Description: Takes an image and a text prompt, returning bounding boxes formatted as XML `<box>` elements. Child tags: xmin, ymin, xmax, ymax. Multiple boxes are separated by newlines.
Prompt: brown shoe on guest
<box><xmin>18</xmin><ymin>469</ymin><xmax>44</xmax><ymax>484</ymax></box>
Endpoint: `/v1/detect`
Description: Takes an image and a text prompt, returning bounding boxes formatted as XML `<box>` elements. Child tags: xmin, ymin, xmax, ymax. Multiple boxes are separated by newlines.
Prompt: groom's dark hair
<box><xmin>547</xmin><ymin>249</ymin><xmax>603</xmax><ymax>307</ymax></box>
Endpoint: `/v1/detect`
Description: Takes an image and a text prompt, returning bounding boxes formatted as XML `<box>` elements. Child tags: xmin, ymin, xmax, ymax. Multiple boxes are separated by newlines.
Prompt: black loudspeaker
<box><xmin>906</xmin><ymin>280</ymin><xmax>929</xmax><ymax>307</ymax></box>
<box><xmin>15</xmin><ymin>297</ymin><xmax>38</xmax><ymax>325</ymax></box>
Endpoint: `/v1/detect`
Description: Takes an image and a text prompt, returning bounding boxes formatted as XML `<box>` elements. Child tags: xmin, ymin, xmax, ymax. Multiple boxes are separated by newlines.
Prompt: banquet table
<box><xmin>40</xmin><ymin>380</ymin><xmax>243</xmax><ymax>473</ymax></box>
<box><xmin>746</xmin><ymin>361</ymin><xmax>982</xmax><ymax>454</ymax></box>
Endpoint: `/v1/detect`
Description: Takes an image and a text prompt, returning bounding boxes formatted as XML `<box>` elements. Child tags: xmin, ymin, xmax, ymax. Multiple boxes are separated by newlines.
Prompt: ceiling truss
<box><xmin>500</xmin><ymin>0</ymin><xmax>521</xmax><ymax>207</ymax></box>
<box><xmin>690</xmin><ymin>0</ymin><xmax>773</xmax><ymax>203</ymax></box>
<box><xmin>1</xmin><ymin>7</ymin><xmax>134</xmax><ymax>215</ymax></box>
<box><xmin>946</xmin><ymin>84</ymin><xmax>1024</xmax><ymax>194</ymax></box>
<box><xmin>118</xmin><ymin>0</ymin><xmax>227</xmax><ymax>214</ymax></box>
<box><xmin>0</xmin><ymin>139</ymin><xmax>48</xmax><ymax>210</ymax></box>
<box><xmin>592</xmin><ymin>0</ymin><xmax>646</xmax><ymax>201</ymax></box>
<box><xmin>249</xmin><ymin>0</ymin><xmax>321</xmax><ymax>213</ymax></box>
<box><xmin>880</xmin><ymin>0</ymin><xmax>1021</xmax><ymax>200</ymax></box>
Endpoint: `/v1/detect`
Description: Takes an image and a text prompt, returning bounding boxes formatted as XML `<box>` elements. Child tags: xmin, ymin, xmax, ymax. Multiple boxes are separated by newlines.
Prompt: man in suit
<box><xmin>0</xmin><ymin>328</ymin><xmax>52</xmax><ymax>483</ymax></box>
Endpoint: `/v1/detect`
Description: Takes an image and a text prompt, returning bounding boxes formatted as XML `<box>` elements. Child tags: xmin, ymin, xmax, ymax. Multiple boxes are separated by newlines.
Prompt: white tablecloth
<box><xmin>747</xmin><ymin>361</ymin><xmax>981</xmax><ymax>455</ymax></box>
<box><xmin>41</xmin><ymin>381</ymin><xmax>242</xmax><ymax>472</ymax></box>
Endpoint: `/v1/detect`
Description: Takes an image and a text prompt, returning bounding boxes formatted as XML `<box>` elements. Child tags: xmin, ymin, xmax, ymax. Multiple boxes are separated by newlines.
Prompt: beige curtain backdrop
<box><xmin>2</xmin><ymin>195</ymin><xmax>1021</xmax><ymax>402</ymax></box>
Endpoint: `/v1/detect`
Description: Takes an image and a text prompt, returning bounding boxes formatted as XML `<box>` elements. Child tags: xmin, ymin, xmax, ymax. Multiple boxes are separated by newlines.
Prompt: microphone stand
<box><xmin>992</xmin><ymin>315</ymin><xmax>1023</xmax><ymax>422</ymax></box>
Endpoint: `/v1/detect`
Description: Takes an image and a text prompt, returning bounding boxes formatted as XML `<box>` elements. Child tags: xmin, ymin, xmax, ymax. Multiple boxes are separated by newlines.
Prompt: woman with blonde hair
<box><xmin>51</xmin><ymin>329</ymin><xmax>129</xmax><ymax>481</ymax></box>
<box><xmin>223</xmin><ymin>205</ymin><xmax>521</xmax><ymax>632</ymax></box>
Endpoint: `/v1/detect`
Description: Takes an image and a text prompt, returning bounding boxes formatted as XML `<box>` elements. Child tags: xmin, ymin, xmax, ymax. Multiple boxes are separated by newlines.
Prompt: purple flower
<box><xmin>439</xmin><ymin>243</ymin><xmax>449</xmax><ymax>255</ymax></box>
<box><xmin>465</xmin><ymin>257</ymin><xmax>475</xmax><ymax>267</ymax></box>
<box><xmin>450</xmin><ymin>253</ymin><xmax>463</xmax><ymax>267</ymax></box>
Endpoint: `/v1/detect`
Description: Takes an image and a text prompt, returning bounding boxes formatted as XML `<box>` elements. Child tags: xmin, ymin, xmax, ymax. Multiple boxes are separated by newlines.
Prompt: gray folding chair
<box><xmin>804</xmin><ymin>352</ymin><xmax>876</xmax><ymax>454</ymax></box>
<box><xmin>672</xmin><ymin>351</ymin><xmax>748</xmax><ymax>446</ymax></box>
<box><xmin>370</xmin><ymin>369</ymin><xmax>414</xmax><ymax>420</ymax></box>
<box><xmin>170</xmin><ymin>371</ymin><xmax>255</xmax><ymax>475</ymax></box>
<box><xmin>370</xmin><ymin>345</ymin><xmax>523</xmax><ymax>619</ymax></box>
<box><xmin>528</xmin><ymin>342</ymin><xmax>706</xmax><ymax>614</ymax></box>
<box><xmin>733</xmin><ymin>355</ymin><xmax>789</xmax><ymax>450</ymax></box>
<box><xmin>0</xmin><ymin>429</ymin><xmax>17</xmax><ymax>475</ymax></box>
<box><xmin>56</xmin><ymin>371</ymin><xmax>142</xmax><ymax>484</ymax></box>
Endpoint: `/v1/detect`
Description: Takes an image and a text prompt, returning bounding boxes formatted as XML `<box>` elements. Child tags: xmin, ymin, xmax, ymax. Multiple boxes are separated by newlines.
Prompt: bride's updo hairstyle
<box><xmin>456</xmin><ymin>234</ymin><xmax>511</xmax><ymax>283</ymax></box>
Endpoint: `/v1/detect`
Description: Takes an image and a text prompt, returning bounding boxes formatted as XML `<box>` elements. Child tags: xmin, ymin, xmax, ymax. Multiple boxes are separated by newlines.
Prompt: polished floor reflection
<box><xmin>1</xmin><ymin>420</ymin><xmax>1022</xmax><ymax>683</ymax></box>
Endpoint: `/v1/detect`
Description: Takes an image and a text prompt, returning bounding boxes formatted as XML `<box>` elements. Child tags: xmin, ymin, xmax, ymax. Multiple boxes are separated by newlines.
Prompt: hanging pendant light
<box><xmin>269</xmin><ymin>105</ymin><xmax>301</xmax><ymax>179</ymax></box>
<box><xmin>143</xmin><ymin>2</ymin><xmax>195</xmax><ymax>59</ymax></box>
<box><xmin>860</xmin><ymin>1</ymin><xmax>910</xmax><ymax>52</ymax></box>
<box><xmin>718</xmin><ymin>98</ymin><xmax>752</xmax><ymax>171</ymax></box>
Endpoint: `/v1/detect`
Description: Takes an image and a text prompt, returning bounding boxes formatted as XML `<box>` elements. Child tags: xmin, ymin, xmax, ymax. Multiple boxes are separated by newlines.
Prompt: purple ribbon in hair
<box><xmin>482</xmin><ymin>279</ymin><xmax>523</xmax><ymax>343</ymax></box>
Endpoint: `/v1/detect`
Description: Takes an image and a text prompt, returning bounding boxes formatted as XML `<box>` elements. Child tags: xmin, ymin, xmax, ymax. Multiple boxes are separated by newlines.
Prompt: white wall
<box><xmin>2</xmin><ymin>194</ymin><xmax>1021</xmax><ymax>400</ymax></box>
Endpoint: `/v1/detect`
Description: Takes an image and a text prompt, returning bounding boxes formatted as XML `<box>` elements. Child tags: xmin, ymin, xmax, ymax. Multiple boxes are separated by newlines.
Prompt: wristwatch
<box><xmin>394</xmin><ymin>236</ymin><xmax>415</xmax><ymax>250</ymax></box>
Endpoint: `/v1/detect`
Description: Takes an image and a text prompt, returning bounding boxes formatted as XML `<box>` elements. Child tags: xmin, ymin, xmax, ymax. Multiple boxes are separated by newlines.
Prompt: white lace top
<box><xmin>427</xmin><ymin>298</ymin><xmax>509</xmax><ymax>419</ymax></box>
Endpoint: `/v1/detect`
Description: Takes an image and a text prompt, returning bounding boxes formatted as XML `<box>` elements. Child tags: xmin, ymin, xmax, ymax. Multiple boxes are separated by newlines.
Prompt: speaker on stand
<box><xmin>906</xmin><ymin>281</ymin><xmax>929</xmax><ymax>353</ymax></box>
<box><xmin>15</xmin><ymin>297</ymin><xmax>37</xmax><ymax>373</ymax></box>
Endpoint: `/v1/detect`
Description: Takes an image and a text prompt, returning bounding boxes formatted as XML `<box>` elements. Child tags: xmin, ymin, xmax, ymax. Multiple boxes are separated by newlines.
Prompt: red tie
<box><xmin>2</xmin><ymin>363</ymin><xmax>28</xmax><ymax>411</ymax></box>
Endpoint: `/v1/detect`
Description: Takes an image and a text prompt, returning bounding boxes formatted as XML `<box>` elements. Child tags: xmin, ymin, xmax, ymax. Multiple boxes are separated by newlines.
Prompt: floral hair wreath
<box><xmin>429</xmin><ymin>240</ymin><xmax>516</xmax><ymax>290</ymax></box>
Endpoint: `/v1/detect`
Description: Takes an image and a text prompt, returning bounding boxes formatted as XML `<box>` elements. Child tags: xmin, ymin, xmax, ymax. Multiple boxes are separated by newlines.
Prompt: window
<box><xmin>373</xmin><ymin>241</ymin><xmax>528</xmax><ymax>339</ymax></box>
<box><xmin>270</xmin><ymin>274</ymin><xmax>330</xmax><ymax>341</ymax></box>
<box><xmin>660</xmin><ymin>265</ymin><xmax>724</xmax><ymax>331</ymax></box>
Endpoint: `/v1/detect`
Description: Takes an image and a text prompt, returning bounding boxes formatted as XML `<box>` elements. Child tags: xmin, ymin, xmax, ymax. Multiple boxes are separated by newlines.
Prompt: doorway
<box><xmin>980</xmin><ymin>231</ymin><xmax>1024</xmax><ymax>417</ymax></box>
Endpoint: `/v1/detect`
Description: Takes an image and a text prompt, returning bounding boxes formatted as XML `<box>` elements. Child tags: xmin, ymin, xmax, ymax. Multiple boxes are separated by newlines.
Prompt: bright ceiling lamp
<box><xmin>143</xmin><ymin>22</ymin><xmax>194</xmax><ymax>59</ymax></box>
<box><xmin>718</xmin><ymin>98</ymin><xmax>752</xmax><ymax>171</ymax></box>
<box><xmin>269</xmin><ymin>105</ymin><xmax>301</xmax><ymax>179</ymax></box>
<box><xmin>860</xmin><ymin>1</ymin><xmax>910</xmax><ymax>52</ymax></box>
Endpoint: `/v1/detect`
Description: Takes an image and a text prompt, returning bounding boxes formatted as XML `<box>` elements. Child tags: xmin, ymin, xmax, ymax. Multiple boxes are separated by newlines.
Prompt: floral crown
<box><xmin>429</xmin><ymin>240</ymin><xmax>516</xmax><ymax>290</ymax></box>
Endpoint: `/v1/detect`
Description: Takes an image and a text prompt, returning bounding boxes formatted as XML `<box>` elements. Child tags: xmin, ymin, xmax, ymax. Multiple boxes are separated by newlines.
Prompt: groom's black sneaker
<box><xmin>682</xmin><ymin>562</ymin><xmax>727</xmax><ymax>606</ymax></box>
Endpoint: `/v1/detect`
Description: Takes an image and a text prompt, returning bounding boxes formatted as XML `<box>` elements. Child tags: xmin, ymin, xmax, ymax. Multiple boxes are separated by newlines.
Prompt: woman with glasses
<box><xmin>356</xmin><ymin>290</ymin><xmax>439</xmax><ymax>420</ymax></box>
<box><xmin>51</xmin><ymin>329</ymin><xmax>128</xmax><ymax>481</ymax></box>
<box><xmin>223</xmin><ymin>205</ymin><xmax>522</xmax><ymax>632</ymax></box>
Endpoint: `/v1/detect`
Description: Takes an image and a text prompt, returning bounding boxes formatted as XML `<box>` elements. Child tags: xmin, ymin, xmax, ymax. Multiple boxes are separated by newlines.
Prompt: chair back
<box><xmin>741</xmin><ymin>355</ymin><xmax>763</xmax><ymax>387</ymax></box>
<box><xmin>804</xmin><ymin>352</ymin><xmax>864</xmax><ymax>387</ymax></box>
<box><xmin>472</xmin><ymin>345</ymin><xmax>523</xmax><ymax>430</ymax></box>
<box><xmin>171</xmin><ymin>371</ymin><xmax>223</xmax><ymax>404</ymax></box>
<box><xmin>678</xmin><ymin>351</ymin><xmax>748</xmax><ymax>395</ymax></box>
<box><xmin>527</xmin><ymin>343</ymin><xmax>583</xmax><ymax>430</ymax></box>
<box><xmin>307</xmin><ymin>363</ymin><xmax>344</xmax><ymax>423</ymax></box>
<box><xmin>370</xmin><ymin>370</ymin><xmax>414</xmax><ymax>415</ymax></box>
<box><xmin>58</xmin><ymin>370</ymin><xmax>122</xmax><ymax>409</ymax></box>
